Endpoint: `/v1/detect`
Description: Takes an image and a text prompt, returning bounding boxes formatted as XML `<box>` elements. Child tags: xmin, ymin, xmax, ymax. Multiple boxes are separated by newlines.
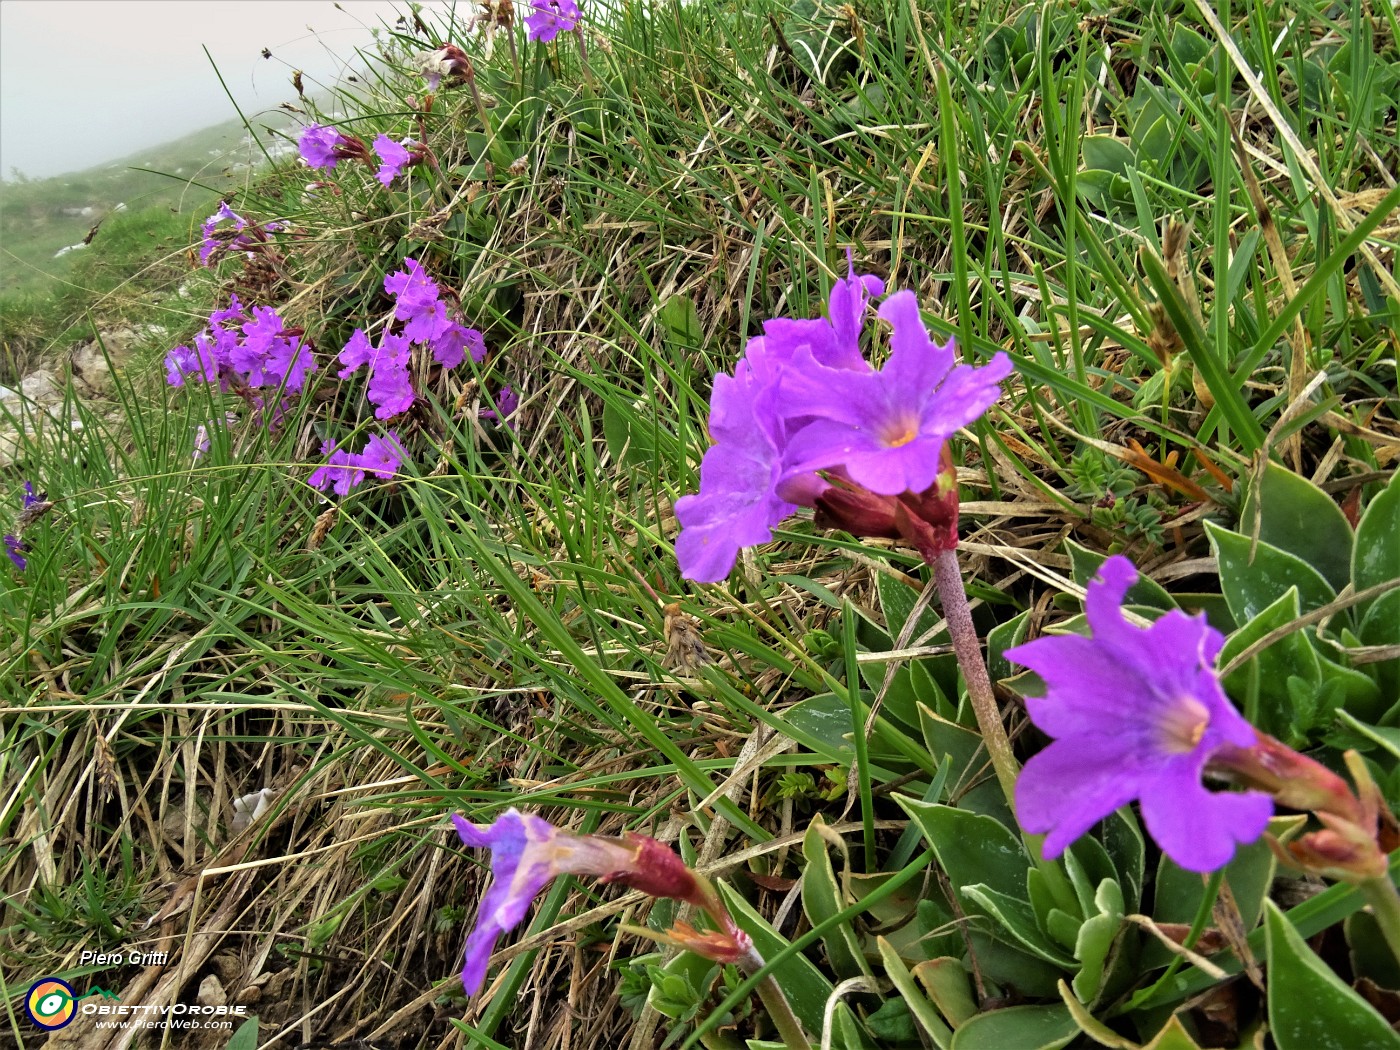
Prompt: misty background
<box><xmin>0</xmin><ymin>0</ymin><xmax>427</xmax><ymax>181</ymax></box>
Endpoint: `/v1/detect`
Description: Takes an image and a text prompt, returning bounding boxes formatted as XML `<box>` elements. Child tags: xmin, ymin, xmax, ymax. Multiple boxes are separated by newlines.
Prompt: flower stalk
<box><xmin>1358</xmin><ymin>875</ymin><xmax>1400</xmax><ymax>967</ymax></box>
<box><xmin>739</xmin><ymin>946</ymin><xmax>812</xmax><ymax>1050</ymax></box>
<box><xmin>932</xmin><ymin>547</ymin><xmax>1020</xmax><ymax>810</ymax></box>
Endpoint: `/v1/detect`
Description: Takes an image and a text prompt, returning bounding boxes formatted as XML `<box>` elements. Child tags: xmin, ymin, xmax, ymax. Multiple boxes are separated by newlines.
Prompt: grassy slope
<box><xmin>1</xmin><ymin>0</ymin><xmax>1397</xmax><ymax>1047</ymax></box>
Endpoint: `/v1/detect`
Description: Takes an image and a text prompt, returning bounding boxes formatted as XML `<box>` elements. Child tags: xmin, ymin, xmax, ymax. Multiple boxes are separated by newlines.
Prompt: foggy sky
<box><xmin>0</xmin><ymin>0</ymin><xmax>428</xmax><ymax>180</ymax></box>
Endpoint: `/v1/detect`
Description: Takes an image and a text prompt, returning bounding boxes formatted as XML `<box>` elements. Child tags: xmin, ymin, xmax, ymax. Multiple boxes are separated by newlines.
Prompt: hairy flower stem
<box><xmin>1358</xmin><ymin>875</ymin><xmax>1400</xmax><ymax>966</ymax></box>
<box><xmin>739</xmin><ymin>947</ymin><xmax>811</xmax><ymax>1050</ymax></box>
<box><xmin>932</xmin><ymin>550</ymin><xmax>1019</xmax><ymax>807</ymax></box>
<box><xmin>933</xmin><ymin>549</ymin><xmax>1079</xmax><ymax>912</ymax></box>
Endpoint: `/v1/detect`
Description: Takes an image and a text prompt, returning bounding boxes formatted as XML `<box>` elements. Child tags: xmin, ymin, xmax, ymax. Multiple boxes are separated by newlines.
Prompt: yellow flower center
<box><xmin>1158</xmin><ymin>696</ymin><xmax>1210</xmax><ymax>754</ymax></box>
<box><xmin>882</xmin><ymin>417</ymin><xmax>920</xmax><ymax>448</ymax></box>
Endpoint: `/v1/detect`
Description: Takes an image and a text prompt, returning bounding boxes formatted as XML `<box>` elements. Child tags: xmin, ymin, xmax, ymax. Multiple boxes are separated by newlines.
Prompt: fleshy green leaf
<box><xmin>880</xmin><ymin>939</ymin><xmax>954</xmax><ymax>1048</ymax></box>
<box><xmin>913</xmin><ymin>956</ymin><xmax>978</xmax><ymax>1030</ymax></box>
<box><xmin>1205</xmin><ymin>520</ymin><xmax>1337</xmax><ymax>624</ymax></box>
<box><xmin>895</xmin><ymin>797</ymin><xmax>1027</xmax><ymax>901</ymax></box>
<box><xmin>1264</xmin><ymin>898</ymin><xmax>1400</xmax><ymax>1050</ymax></box>
<box><xmin>801</xmin><ymin>819</ymin><xmax>873</xmax><ymax>981</ymax></box>
<box><xmin>962</xmin><ymin>885</ymin><xmax>1077</xmax><ymax>966</ymax></box>
<box><xmin>1240</xmin><ymin>461</ymin><xmax>1353</xmax><ymax>591</ymax></box>
<box><xmin>1353</xmin><ymin>471</ymin><xmax>1400</xmax><ymax>598</ymax></box>
<box><xmin>950</xmin><ymin>1003</ymin><xmax>1078</xmax><ymax>1050</ymax></box>
<box><xmin>716</xmin><ymin>881</ymin><xmax>876</xmax><ymax>1049</ymax></box>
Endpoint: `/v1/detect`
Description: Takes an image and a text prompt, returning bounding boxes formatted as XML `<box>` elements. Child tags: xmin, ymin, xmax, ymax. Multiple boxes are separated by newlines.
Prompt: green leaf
<box><xmin>1080</xmin><ymin>135</ymin><xmax>1136</xmax><ymax>176</ymax></box>
<box><xmin>1346</xmin><ymin>910</ymin><xmax>1400</xmax><ymax>990</ymax></box>
<box><xmin>657</xmin><ymin>294</ymin><xmax>702</xmax><ymax>348</ymax></box>
<box><xmin>1147</xmin><ymin>827</ymin><xmax>1280</xmax><ymax>968</ymax></box>
<box><xmin>1354</xmin><ymin>471</ymin><xmax>1400</xmax><ymax>599</ymax></box>
<box><xmin>601</xmin><ymin>397</ymin><xmax>664</xmax><ymax>468</ymax></box>
<box><xmin>879</xmin><ymin>939</ymin><xmax>954</xmax><ymax>1048</ymax></box>
<box><xmin>969</xmin><ymin>931</ymin><xmax>1064</xmax><ymax>997</ymax></box>
<box><xmin>913</xmin><ymin>956</ymin><xmax>978</xmax><ymax>1030</ymax></box>
<box><xmin>1358</xmin><ymin>590</ymin><xmax>1400</xmax><ymax>702</ymax></box>
<box><xmin>917</xmin><ymin>704</ymin><xmax>1015</xmax><ymax>822</ymax></box>
<box><xmin>801</xmin><ymin>819</ymin><xmax>873</xmax><ymax>981</ymax></box>
<box><xmin>1070</xmin><ymin>881</ymin><xmax>1125</xmax><ymax>1004</ymax></box>
<box><xmin>1335</xmin><ymin>711</ymin><xmax>1400</xmax><ymax>762</ymax></box>
<box><xmin>1204</xmin><ymin>520</ymin><xmax>1337</xmax><ymax>624</ymax></box>
<box><xmin>1263</xmin><ymin>898</ymin><xmax>1400</xmax><ymax>1050</ymax></box>
<box><xmin>987</xmin><ymin>609</ymin><xmax>1031</xmax><ymax>683</ymax></box>
<box><xmin>223</xmin><ymin>1018</ymin><xmax>259</xmax><ymax>1050</ymax></box>
<box><xmin>962</xmin><ymin>884</ymin><xmax>1077</xmax><ymax>966</ymax></box>
<box><xmin>866</xmin><ymin>998</ymin><xmax>920</xmax><ymax>1043</ymax></box>
<box><xmin>895</xmin><ymin>797</ymin><xmax>1027</xmax><ymax>901</ymax></box>
<box><xmin>950</xmin><ymin>1003</ymin><xmax>1078</xmax><ymax>1050</ymax></box>
<box><xmin>1218</xmin><ymin>588</ymin><xmax>1319</xmax><ymax>737</ymax></box>
<box><xmin>1240</xmin><ymin>461</ymin><xmax>1354</xmax><ymax>591</ymax></box>
<box><xmin>1098</xmin><ymin>809</ymin><xmax>1145</xmax><ymax>914</ymax></box>
<box><xmin>715</xmin><ymin>881</ymin><xmax>876</xmax><ymax>1049</ymax></box>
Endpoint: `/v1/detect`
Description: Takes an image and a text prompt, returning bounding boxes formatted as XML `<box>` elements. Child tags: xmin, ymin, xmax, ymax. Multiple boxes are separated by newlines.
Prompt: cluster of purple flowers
<box><xmin>675</xmin><ymin>257</ymin><xmax>1013</xmax><ymax>582</ymax></box>
<box><xmin>308</xmin><ymin>430</ymin><xmax>407</xmax><ymax>496</ymax></box>
<box><xmin>199</xmin><ymin>202</ymin><xmax>284</xmax><ymax>267</ymax></box>
<box><xmin>525</xmin><ymin>0</ymin><xmax>580</xmax><ymax>41</ymax></box>
<box><xmin>297</xmin><ymin>124</ymin><xmax>423</xmax><ymax>187</ymax></box>
<box><xmin>165</xmin><ymin>295</ymin><xmax>317</xmax><ymax>395</ymax></box>
<box><xmin>4</xmin><ymin>482</ymin><xmax>42</xmax><ymax>570</ymax></box>
<box><xmin>337</xmin><ymin>258</ymin><xmax>485</xmax><ymax>420</ymax></box>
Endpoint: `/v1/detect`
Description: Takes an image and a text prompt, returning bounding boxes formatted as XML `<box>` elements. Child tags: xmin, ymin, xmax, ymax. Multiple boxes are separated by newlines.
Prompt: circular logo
<box><xmin>26</xmin><ymin>978</ymin><xmax>77</xmax><ymax>1030</ymax></box>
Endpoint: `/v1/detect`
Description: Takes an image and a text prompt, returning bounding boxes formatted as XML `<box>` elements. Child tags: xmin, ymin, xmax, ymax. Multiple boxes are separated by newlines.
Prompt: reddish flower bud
<box><xmin>601</xmin><ymin>834</ymin><xmax>706</xmax><ymax>906</ymax></box>
<box><xmin>1209</xmin><ymin>731</ymin><xmax>1367</xmax><ymax>826</ymax></box>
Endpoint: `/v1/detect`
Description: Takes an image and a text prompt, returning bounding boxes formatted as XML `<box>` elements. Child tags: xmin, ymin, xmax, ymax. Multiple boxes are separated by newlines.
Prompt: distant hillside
<box><xmin>0</xmin><ymin>102</ymin><xmax>339</xmax><ymax>294</ymax></box>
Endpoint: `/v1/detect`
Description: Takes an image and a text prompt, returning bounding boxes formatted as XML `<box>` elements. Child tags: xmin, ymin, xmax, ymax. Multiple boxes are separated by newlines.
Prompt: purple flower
<box><xmin>199</xmin><ymin>202</ymin><xmax>249</xmax><ymax>265</ymax></box>
<box><xmin>336</xmin><ymin>329</ymin><xmax>374</xmax><ymax>378</ymax></box>
<box><xmin>674</xmin><ymin>361</ymin><xmax>804</xmax><ymax>584</ymax></box>
<box><xmin>358</xmin><ymin>431</ymin><xmax>405</xmax><ymax>479</ymax></box>
<box><xmin>298</xmin><ymin>124</ymin><xmax>343</xmax><ymax>169</ymax></box>
<box><xmin>778</xmin><ymin>291</ymin><xmax>1013</xmax><ymax>496</ymax></box>
<box><xmin>365</xmin><ymin>333</ymin><xmax>415</xmax><ymax>419</ymax></box>
<box><xmin>164</xmin><ymin>332</ymin><xmax>227</xmax><ymax>388</ymax></box>
<box><xmin>403</xmin><ymin>297</ymin><xmax>450</xmax><ymax>344</ymax></box>
<box><xmin>673</xmin><ymin>257</ymin><xmax>888</xmax><ymax>582</ymax></box>
<box><xmin>385</xmin><ymin>258</ymin><xmax>440</xmax><ymax>317</ymax></box>
<box><xmin>481</xmin><ymin>384</ymin><xmax>519</xmax><ymax>427</ymax></box>
<box><xmin>21</xmin><ymin>482</ymin><xmax>39</xmax><ymax>510</ymax></box>
<box><xmin>1004</xmin><ymin>556</ymin><xmax>1273</xmax><ymax>872</ymax></box>
<box><xmin>524</xmin><ymin>0</ymin><xmax>580</xmax><ymax>42</ymax></box>
<box><xmin>308</xmin><ymin>441</ymin><xmax>367</xmax><ymax>497</ymax></box>
<box><xmin>233</xmin><ymin>306</ymin><xmax>317</xmax><ymax>392</ymax></box>
<box><xmin>373</xmin><ymin>134</ymin><xmax>417</xmax><ymax>186</ymax></box>
<box><xmin>429</xmin><ymin>323</ymin><xmax>485</xmax><ymax>369</ymax></box>
<box><xmin>4</xmin><ymin>534</ymin><xmax>27</xmax><ymax>570</ymax></box>
<box><xmin>453</xmin><ymin>809</ymin><xmax>715</xmax><ymax>996</ymax></box>
<box><xmin>747</xmin><ymin>259</ymin><xmax>883</xmax><ymax>381</ymax></box>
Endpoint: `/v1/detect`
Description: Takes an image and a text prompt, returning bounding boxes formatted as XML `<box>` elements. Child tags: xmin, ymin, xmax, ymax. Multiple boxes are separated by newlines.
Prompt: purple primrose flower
<box><xmin>481</xmin><ymin>384</ymin><xmax>519</xmax><ymax>427</ymax></box>
<box><xmin>674</xmin><ymin>361</ymin><xmax>799</xmax><ymax>584</ymax></box>
<box><xmin>373</xmin><ymin>134</ymin><xmax>417</xmax><ymax>186</ymax></box>
<box><xmin>358</xmin><ymin>430</ymin><xmax>406</xmax><ymax>479</ymax></box>
<box><xmin>298</xmin><ymin>124</ymin><xmax>344</xmax><ymax>169</ymax></box>
<box><xmin>308</xmin><ymin>441</ymin><xmax>366</xmax><ymax>497</ymax></box>
<box><xmin>452</xmin><ymin>808</ymin><xmax>724</xmax><ymax>996</ymax></box>
<box><xmin>524</xmin><ymin>0</ymin><xmax>580</xmax><ymax>41</ymax></box>
<box><xmin>674</xmin><ymin>256</ymin><xmax>1011</xmax><ymax>582</ymax></box>
<box><xmin>1004</xmin><ymin>556</ymin><xmax>1273</xmax><ymax>872</ymax></box>
<box><xmin>779</xmin><ymin>291</ymin><xmax>1014</xmax><ymax>496</ymax></box>
<box><xmin>4</xmin><ymin>534</ymin><xmax>28</xmax><ymax>570</ymax></box>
